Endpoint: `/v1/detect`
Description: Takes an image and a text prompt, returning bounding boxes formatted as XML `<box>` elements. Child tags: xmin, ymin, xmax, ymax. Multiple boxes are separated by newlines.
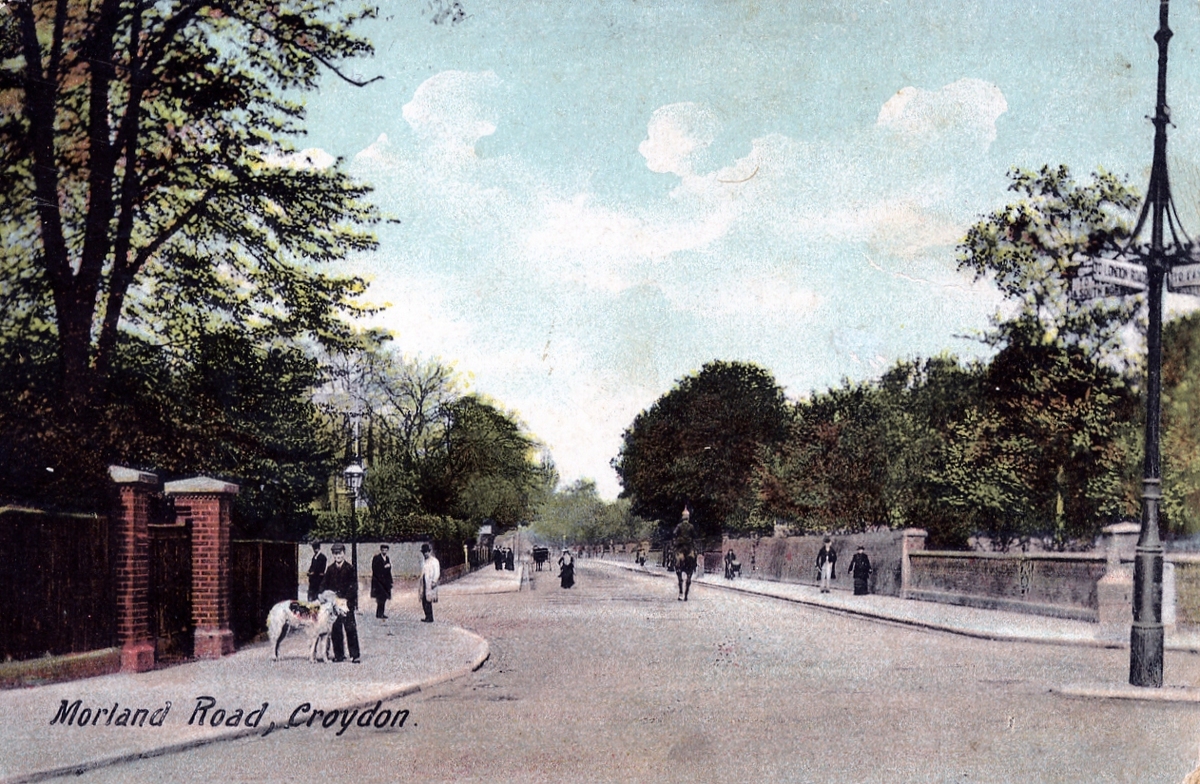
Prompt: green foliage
<box><xmin>311</xmin><ymin>507</ymin><xmax>476</xmax><ymax>544</ymax></box>
<box><xmin>939</xmin><ymin>320</ymin><xmax>1137</xmax><ymax>550</ymax></box>
<box><xmin>0</xmin><ymin>0</ymin><xmax>381</xmax><ymax>498</ymax></box>
<box><xmin>530</xmin><ymin>479</ymin><xmax>650</xmax><ymax>546</ymax></box>
<box><xmin>1162</xmin><ymin>312</ymin><xmax>1200</xmax><ymax>537</ymax></box>
<box><xmin>421</xmin><ymin>396</ymin><xmax>550</xmax><ymax>528</ymax></box>
<box><xmin>957</xmin><ymin>165</ymin><xmax>1140</xmax><ymax>357</ymax></box>
<box><xmin>756</xmin><ymin>382</ymin><xmax>888</xmax><ymax>534</ymax></box>
<box><xmin>753</xmin><ymin>356</ymin><xmax>983</xmax><ymax>546</ymax></box>
<box><xmin>613</xmin><ymin>360</ymin><xmax>790</xmax><ymax>538</ymax></box>
<box><xmin>316</xmin><ymin>339</ymin><xmax>551</xmax><ymax>538</ymax></box>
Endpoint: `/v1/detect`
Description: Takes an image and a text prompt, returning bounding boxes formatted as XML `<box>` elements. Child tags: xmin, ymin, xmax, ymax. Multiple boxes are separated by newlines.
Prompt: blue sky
<box><xmin>298</xmin><ymin>0</ymin><xmax>1200</xmax><ymax>498</ymax></box>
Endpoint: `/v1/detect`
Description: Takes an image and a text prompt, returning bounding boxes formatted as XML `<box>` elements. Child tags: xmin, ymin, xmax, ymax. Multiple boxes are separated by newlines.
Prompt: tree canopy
<box><xmin>613</xmin><ymin>360</ymin><xmax>790</xmax><ymax>539</ymax></box>
<box><xmin>1</xmin><ymin>0</ymin><xmax>380</xmax><ymax>407</ymax></box>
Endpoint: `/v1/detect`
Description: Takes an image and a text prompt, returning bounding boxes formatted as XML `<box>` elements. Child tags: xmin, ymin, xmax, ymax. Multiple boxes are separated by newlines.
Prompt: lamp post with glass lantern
<box><xmin>343</xmin><ymin>461</ymin><xmax>364</xmax><ymax>574</ymax></box>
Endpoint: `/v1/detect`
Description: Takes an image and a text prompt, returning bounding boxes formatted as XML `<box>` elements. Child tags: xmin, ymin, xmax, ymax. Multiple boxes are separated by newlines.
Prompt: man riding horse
<box><xmin>674</xmin><ymin>506</ymin><xmax>697</xmax><ymax>601</ymax></box>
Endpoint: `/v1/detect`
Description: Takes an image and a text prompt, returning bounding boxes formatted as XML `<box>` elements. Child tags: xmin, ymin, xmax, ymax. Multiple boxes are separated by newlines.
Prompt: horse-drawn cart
<box><xmin>532</xmin><ymin>546</ymin><xmax>550</xmax><ymax>571</ymax></box>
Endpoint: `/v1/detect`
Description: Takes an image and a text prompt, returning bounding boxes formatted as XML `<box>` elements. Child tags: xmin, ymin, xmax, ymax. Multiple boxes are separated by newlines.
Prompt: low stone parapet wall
<box><xmin>906</xmin><ymin>551</ymin><xmax>1108</xmax><ymax>622</ymax></box>
<box><xmin>1171</xmin><ymin>555</ymin><xmax>1200</xmax><ymax>627</ymax></box>
<box><xmin>722</xmin><ymin>530</ymin><xmax>908</xmax><ymax>596</ymax></box>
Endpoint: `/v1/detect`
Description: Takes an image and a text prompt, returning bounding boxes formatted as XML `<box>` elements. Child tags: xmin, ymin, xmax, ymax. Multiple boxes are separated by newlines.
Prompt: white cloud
<box><xmin>639</xmin><ymin>102</ymin><xmax>720</xmax><ymax>177</ymax></box>
<box><xmin>877</xmin><ymin>78</ymin><xmax>1008</xmax><ymax>151</ymax></box>
<box><xmin>401</xmin><ymin>70</ymin><xmax>502</xmax><ymax>157</ymax></box>
<box><xmin>367</xmin><ymin>276</ymin><xmax>473</xmax><ymax>352</ymax></box>
<box><xmin>343</xmin><ymin>77</ymin><xmax>1006</xmax><ymax>498</ymax></box>
<box><xmin>529</xmin><ymin>194</ymin><xmax>731</xmax><ymax>259</ymax></box>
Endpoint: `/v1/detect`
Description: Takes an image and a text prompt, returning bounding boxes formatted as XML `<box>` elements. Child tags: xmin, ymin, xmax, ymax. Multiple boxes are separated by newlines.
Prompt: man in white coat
<box><xmin>419</xmin><ymin>543</ymin><xmax>440</xmax><ymax>623</ymax></box>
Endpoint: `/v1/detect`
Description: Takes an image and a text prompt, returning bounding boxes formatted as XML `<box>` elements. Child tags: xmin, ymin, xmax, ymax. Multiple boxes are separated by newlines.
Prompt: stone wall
<box><xmin>1172</xmin><ymin>555</ymin><xmax>1200</xmax><ymax>627</ymax></box>
<box><xmin>721</xmin><ymin>530</ymin><xmax>908</xmax><ymax>596</ymax></box>
<box><xmin>906</xmin><ymin>551</ymin><xmax>1108</xmax><ymax>621</ymax></box>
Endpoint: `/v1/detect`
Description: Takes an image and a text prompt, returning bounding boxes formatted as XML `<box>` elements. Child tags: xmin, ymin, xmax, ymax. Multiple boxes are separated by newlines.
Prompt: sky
<box><xmin>297</xmin><ymin>0</ymin><xmax>1200</xmax><ymax>499</ymax></box>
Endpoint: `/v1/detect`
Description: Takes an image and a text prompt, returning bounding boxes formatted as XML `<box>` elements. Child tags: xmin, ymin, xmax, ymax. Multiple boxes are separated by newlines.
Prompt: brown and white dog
<box><xmin>267</xmin><ymin>590</ymin><xmax>347</xmax><ymax>662</ymax></box>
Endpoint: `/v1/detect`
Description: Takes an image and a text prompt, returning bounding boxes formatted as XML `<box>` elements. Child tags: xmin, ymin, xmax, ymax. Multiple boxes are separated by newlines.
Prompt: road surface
<box><xmin>70</xmin><ymin>560</ymin><xmax>1200</xmax><ymax>783</ymax></box>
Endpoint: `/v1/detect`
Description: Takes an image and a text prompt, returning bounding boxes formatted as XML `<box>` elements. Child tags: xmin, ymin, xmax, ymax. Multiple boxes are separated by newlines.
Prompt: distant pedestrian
<box><xmin>848</xmin><ymin>545</ymin><xmax>872</xmax><ymax>595</ymax></box>
<box><xmin>505</xmin><ymin>547</ymin><xmax>515</xmax><ymax>571</ymax></box>
<box><xmin>494</xmin><ymin>547</ymin><xmax>504</xmax><ymax>570</ymax></box>
<box><xmin>816</xmin><ymin>538</ymin><xmax>836</xmax><ymax>593</ymax></box>
<box><xmin>321</xmin><ymin>544</ymin><xmax>360</xmax><ymax>663</ymax></box>
<box><xmin>370</xmin><ymin>544</ymin><xmax>393</xmax><ymax>619</ymax></box>
<box><xmin>306</xmin><ymin>542</ymin><xmax>327</xmax><ymax>601</ymax></box>
<box><xmin>559</xmin><ymin>548</ymin><xmax>575</xmax><ymax>589</ymax></box>
<box><xmin>724</xmin><ymin>549</ymin><xmax>738</xmax><ymax>580</ymax></box>
<box><xmin>419</xmin><ymin>543</ymin><xmax>440</xmax><ymax>623</ymax></box>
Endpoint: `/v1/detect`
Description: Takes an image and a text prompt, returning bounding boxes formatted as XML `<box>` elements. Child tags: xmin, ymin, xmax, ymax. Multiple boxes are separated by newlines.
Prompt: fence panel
<box><xmin>231</xmin><ymin>541</ymin><xmax>299</xmax><ymax>645</ymax></box>
<box><xmin>0</xmin><ymin>508</ymin><xmax>114</xmax><ymax>661</ymax></box>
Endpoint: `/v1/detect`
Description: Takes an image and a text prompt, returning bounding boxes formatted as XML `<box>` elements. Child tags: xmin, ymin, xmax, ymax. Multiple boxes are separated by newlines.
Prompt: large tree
<box><xmin>957</xmin><ymin>165</ymin><xmax>1140</xmax><ymax>358</ymax></box>
<box><xmin>0</xmin><ymin>0</ymin><xmax>380</xmax><ymax>414</ymax></box>
<box><xmin>613</xmin><ymin>360</ymin><xmax>791</xmax><ymax>539</ymax></box>
<box><xmin>949</xmin><ymin>165</ymin><xmax>1145</xmax><ymax>548</ymax></box>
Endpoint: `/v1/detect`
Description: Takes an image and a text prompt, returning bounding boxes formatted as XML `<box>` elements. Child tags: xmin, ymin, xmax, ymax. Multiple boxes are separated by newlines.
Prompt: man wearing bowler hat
<box><xmin>321</xmin><ymin>544</ymin><xmax>360</xmax><ymax>662</ymax></box>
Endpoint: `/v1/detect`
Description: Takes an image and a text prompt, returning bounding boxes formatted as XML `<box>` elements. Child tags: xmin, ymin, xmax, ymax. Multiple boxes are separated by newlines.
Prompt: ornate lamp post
<box><xmin>343</xmin><ymin>461</ymin><xmax>364</xmax><ymax>573</ymax></box>
<box><xmin>1074</xmin><ymin>0</ymin><xmax>1200</xmax><ymax>687</ymax></box>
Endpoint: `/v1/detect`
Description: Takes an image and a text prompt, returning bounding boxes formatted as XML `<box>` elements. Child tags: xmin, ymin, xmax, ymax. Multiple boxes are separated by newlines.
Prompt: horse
<box><xmin>675</xmin><ymin>548</ymin><xmax>697</xmax><ymax>601</ymax></box>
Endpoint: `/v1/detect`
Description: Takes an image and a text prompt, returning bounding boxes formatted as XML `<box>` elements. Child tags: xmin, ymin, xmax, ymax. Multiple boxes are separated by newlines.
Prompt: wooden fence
<box><xmin>0</xmin><ymin>508</ymin><xmax>115</xmax><ymax>662</ymax></box>
<box><xmin>231</xmin><ymin>540</ymin><xmax>300</xmax><ymax>645</ymax></box>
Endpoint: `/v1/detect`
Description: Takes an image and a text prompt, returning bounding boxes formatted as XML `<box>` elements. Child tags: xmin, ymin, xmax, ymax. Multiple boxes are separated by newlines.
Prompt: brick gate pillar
<box><xmin>109</xmin><ymin>466</ymin><xmax>160</xmax><ymax>672</ymax></box>
<box><xmin>164</xmin><ymin>476</ymin><xmax>239</xmax><ymax>659</ymax></box>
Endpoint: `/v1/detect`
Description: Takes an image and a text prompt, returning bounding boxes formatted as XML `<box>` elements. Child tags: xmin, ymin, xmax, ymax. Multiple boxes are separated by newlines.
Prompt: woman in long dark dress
<box><xmin>559</xmin><ymin>548</ymin><xmax>575</xmax><ymax>589</ymax></box>
<box><xmin>848</xmin><ymin>546</ymin><xmax>872</xmax><ymax>595</ymax></box>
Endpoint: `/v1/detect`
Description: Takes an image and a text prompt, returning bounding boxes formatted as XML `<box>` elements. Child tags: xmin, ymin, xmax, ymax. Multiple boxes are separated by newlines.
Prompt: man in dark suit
<box><xmin>321</xmin><ymin>544</ymin><xmax>360</xmax><ymax>662</ymax></box>
<box><xmin>370</xmin><ymin>544</ymin><xmax>393</xmax><ymax>619</ymax></box>
<box><xmin>306</xmin><ymin>542</ymin><xmax>327</xmax><ymax>601</ymax></box>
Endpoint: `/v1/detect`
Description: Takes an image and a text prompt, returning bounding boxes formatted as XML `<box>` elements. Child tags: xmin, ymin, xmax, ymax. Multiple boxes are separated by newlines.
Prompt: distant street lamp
<box><xmin>1072</xmin><ymin>0</ymin><xmax>1200</xmax><ymax>687</ymax></box>
<box><xmin>343</xmin><ymin>461</ymin><xmax>364</xmax><ymax>573</ymax></box>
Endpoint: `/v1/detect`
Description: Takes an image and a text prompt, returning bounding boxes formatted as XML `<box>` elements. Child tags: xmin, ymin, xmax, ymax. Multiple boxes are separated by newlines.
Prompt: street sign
<box><xmin>1091</xmin><ymin>257</ymin><xmax>1148</xmax><ymax>289</ymax></box>
<box><xmin>1070</xmin><ymin>257</ymin><xmax>1147</xmax><ymax>300</ymax></box>
<box><xmin>1168</xmin><ymin>263</ymin><xmax>1200</xmax><ymax>295</ymax></box>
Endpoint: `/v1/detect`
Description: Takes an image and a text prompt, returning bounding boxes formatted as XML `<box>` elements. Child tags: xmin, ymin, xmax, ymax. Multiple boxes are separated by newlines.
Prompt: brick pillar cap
<box><xmin>902</xmin><ymin>528</ymin><xmax>928</xmax><ymax>536</ymax></box>
<box><xmin>1101</xmin><ymin>521</ymin><xmax>1141</xmax><ymax>536</ymax></box>
<box><xmin>164</xmin><ymin>476</ymin><xmax>240</xmax><ymax>495</ymax></box>
<box><xmin>109</xmin><ymin>466</ymin><xmax>159</xmax><ymax>486</ymax></box>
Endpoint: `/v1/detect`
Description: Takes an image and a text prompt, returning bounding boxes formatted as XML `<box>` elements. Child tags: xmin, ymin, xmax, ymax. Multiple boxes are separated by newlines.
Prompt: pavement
<box><xmin>589</xmin><ymin>555</ymin><xmax>1200</xmax><ymax>704</ymax></box>
<box><xmin>0</xmin><ymin>564</ymin><xmax>522</xmax><ymax>784</ymax></box>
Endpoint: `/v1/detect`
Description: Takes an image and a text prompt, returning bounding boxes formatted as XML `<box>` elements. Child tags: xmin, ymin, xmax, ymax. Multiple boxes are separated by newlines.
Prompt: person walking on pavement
<box><xmin>724</xmin><ymin>548</ymin><xmax>738</xmax><ymax>580</ymax></box>
<box><xmin>321</xmin><ymin>544</ymin><xmax>360</xmax><ymax>662</ymax></box>
<box><xmin>493</xmin><ymin>546</ymin><xmax>504</xmax><ymax>570</ymax></box>
<box><xmin>370</xmin><ymin>544</ymin><xmax>393</xmax><ymax>619</ymax></box>
<box><xmin>848</xmin><ymin>545</ymin><xmax>872</xmax><ymax>595</ymax></box>
<box><xmin>558</xmin><ymin>548</ymin><xmax>575</xmax><ymax>588</ymax></box>
<box><xmin>816</xmin><ymin>538</ymin><xmax>836</xmax><ymax>593</ymax></box>
<box><xmin>306</xmin><ymin>542</ymin><xmax>327</xmax><ymax>601</ymax></box>
<box><xmin>419</xmin><ymin>543</ymin><xmax>440</xmax><ymax>622</ymax></box>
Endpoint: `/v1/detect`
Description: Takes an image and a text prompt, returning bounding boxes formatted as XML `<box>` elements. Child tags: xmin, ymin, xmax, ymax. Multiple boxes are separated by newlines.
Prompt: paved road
<box><xmin>70</xmin><ymin>561</ymin><xmax>1200</xmax><ymax>783</ymax></box>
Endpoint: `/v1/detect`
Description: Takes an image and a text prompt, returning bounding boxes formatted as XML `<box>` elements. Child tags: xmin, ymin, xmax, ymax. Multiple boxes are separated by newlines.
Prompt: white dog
<box><xmin>267</xmin><ymin>590</ymin><xmax>347</xmax><ymax>662</ymax></box>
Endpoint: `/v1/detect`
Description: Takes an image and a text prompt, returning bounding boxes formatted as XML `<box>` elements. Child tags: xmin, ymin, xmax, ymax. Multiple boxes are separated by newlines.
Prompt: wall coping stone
<box><xmin>909</xmin><ymin>550</ymin><xmax>1104</xmax><ymax>561</ymax></box>
<box><xmin>164</xmin><ymin>476</ymin><xmax>240</xmax><ymax>495</ymax></box>
<box><xmin>108</xmin><ymin>466</ymin><xmax>159</xmax><ymax>485</ymax></box>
